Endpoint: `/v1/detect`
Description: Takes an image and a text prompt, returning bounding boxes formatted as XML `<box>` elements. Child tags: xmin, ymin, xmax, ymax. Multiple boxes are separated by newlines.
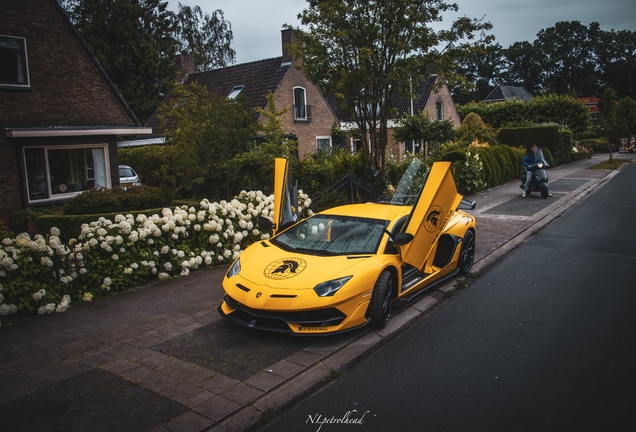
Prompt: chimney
<box><xmin>175</xmin><ymin>53</ymin><xmax>195</xmax><ymax>83</ymax></box>
<box><xmin>281</xmin><ymin>28</ymin><xmax>297</xmax><ymax>63</ymax></box>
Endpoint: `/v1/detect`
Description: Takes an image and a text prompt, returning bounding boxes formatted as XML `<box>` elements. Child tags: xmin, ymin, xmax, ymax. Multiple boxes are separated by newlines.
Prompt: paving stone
<box><xmin>243</xmin><ymin>370</ymin><xmax>286</xmax><ymax>392</ymax></box>
<box><xmin>163</xmin><ymin>410</ymin><xmax>214</xmax><ymax>432</ymax></box>
<box><xmin>220</xmin><ymin>382</ymin><xmax>265</xmax><ymax>405</ymax></box>
<box><xmin>265</xmin><ymin>359</ymin><xmax>305</xmax><ymax>379</ymax></box>
<box><xmin>159</xmin><ymin>381</ymin><xmax>205</xmax><ymax>403</ymax></box>
<box><xmin>199</xmin><ymin>373</ymin><xmax>240</xmax><ymax>394</ymax></box>
<box><xmin>192</xmin><ymin>395</ymin><xmax>240</xmax><ymax>422</ymax></box>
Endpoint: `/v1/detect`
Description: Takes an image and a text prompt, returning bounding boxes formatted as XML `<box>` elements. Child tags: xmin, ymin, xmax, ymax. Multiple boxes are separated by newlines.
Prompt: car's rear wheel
<box><xmin>458</xmin><ymin>230</ymin><xmax>475</xmax><ymax>274</ymax></box>
<box><xmin>370</xmin><ymin>270</ymin><xmax>394</xmax><ymax>328</ymax></box>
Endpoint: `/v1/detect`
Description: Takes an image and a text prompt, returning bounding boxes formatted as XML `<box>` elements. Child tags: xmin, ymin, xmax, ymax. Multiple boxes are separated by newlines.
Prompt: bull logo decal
<box><xmin>265</xmin><ymin>258</ymin><xmax>307</xmax><ymax>280</ymax></box>
<box><xmin>424</xmin><ymin>205</ymin><xmax>443</xmax><ymax>233</ymax></box>
<box><xmin>272</xmin><ymin>260</ymin><xmax>299</xmax><ymax>275</ymax></box>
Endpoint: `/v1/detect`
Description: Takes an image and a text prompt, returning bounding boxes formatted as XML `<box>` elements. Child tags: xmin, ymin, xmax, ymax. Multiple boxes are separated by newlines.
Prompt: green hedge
<box><xmin>438</xmin><ymin>144</ymin><xmax>522</xmax><ymax>194</ymax></box>
<box><xmin>497</xmin><ymin>125</ymin><xmax>571</xmax><ymax>166</ymax></box>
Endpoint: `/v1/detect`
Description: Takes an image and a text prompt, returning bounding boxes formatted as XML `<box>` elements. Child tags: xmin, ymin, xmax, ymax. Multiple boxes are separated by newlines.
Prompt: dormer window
<box><xmin>228</xmin><ymin>85</ymin><xmax>244</xmax><ymax>99</ymax></box>
<box><xmin>0</xmin><ymin>35</ymin><xmax>30</xmax><ymax>88</ymax></box>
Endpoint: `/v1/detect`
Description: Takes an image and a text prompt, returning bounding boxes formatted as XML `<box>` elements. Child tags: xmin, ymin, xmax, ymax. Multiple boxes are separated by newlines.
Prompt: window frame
<box><xmin>316</xmin><ymin>136</ymin><xmax>332</xmax><ymax>152</ymax></box>
<box><xmin>435</xmin><ymin>102</ymin><xmax>444</xmax><ymax>121</ymax></box>
<box><xmin>293</xmin><ymin>86</ymin><xmax>308</xmax><ymax>121</ymax></box>
<box><xmin>227</xmin><ymin>85</ymin><xmax>244</xmax><ymax>99</ymax></box>
<box><xmin>0</xmin><ymin>34</ymin><xmax>30</xmax><ymax>88</ymax></box>
<box><xmin>23</xmin><ymin>143</ymin><xmax>111</xmax><ymax>204</ymax></box>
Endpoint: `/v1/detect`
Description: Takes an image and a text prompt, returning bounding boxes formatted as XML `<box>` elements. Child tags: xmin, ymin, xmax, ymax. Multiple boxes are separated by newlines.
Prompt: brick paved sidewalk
<box><xmin>0</xmin><ymin>154</ymin><xmax>632</xmax><ymax>432</ymax></box>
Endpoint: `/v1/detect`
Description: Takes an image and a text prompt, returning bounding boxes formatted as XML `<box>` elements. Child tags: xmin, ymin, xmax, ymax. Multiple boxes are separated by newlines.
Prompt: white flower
<box><xmin>83</xmin><ymin>292</ymin><xmax>93</xmax><ymax>302</ymax></box>
<box><xmin>32</xmin><ymin>289</ymin><xmax>46</xmax><ymax>301</ymax></box>
<box><xmin>164</xmin><ymin>262</ymin><xmax>173</xmax><ymax>271</ymax></box>
<box><xmin>0</xmin><ymin>304</ymin><xmax>17</xmax><ymax>316</ymax></box>
<box><xmin>50</xmin><ymin>227</ymin><xmax>61</xmax><ymax>237</ymax></box>
<box><xmin>102</xmin><ymin>277</ymin><xmax>112</xmax><ymax>286</ymax></box>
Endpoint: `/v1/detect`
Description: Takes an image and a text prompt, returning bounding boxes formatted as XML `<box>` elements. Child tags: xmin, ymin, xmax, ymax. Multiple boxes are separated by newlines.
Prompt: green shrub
<box><xmin>541</xmin><ymin>147</ymin><xmax>555</xmax><ymax>167</ymax></box>
<box><xmin>449</xmin><ymin>149</ymin><xmax>485</xmax><ymax>195</ymax></box>
<box><xmin>555</xmin><ymin>130</ymin><xmax>573</xmax><ymax>165</ymax></box>
<box><xmin>62</xmin><ymin>186</ymin><xmax>173</xmax><ymax>216</ymax></box>
<box><xmin>11</xmin><ymin>205</ymin><xmax>64</xmax><ymax>234</ymax></box>
<box><xmin>578</xmin><ymin>138</ymin><xmax>608</xmax><ymax>151</ymax></box>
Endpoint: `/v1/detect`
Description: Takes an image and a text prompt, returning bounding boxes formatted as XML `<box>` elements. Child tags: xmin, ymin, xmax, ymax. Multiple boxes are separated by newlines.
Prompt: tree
<box><xmin>61</xmin><ymin>0</ymin><xmax>235</xmax><ymax>124</ymax></box>
<box><xmin>393</xmin><ymin>112</ymin><xmax>455</xmax><ymax>155</ymax></box>
<box><xmin>534</xmin><ymin>21</ymin><xmax>600</xmax><ymax>96</ymax></box>
<box><xmin>290</xmin><ymin>0</ymin><xmax>492</xmax><ymax>173</ymax></box>
<box><xmin>615</xmin><ymin>97</ymin><xmax>636</xmax><ymax>137</ymax></box>
<box><xmin>450</xmin><ymin>43</ymin><xmax>507</xmax><ymax>104</ymax></box>
<box><xmin>63</xmin><ymin>0</ymin><xmax>177</xmax><ymax>124</ymax></box>
<box><xmin>501</xmin><ymin>41</ymin><xmax>544</xmax><ymax>96</ymax></box>
<box><xmin>173</xmin><ymin>4</ymin><xmax>235</xmax><ymax>71</ymax></box>
<box><xmin>596</xmin><ymin>29</ymin><xmax>636</xmax><ymax>100</ymax></box>
<box><xmin>529</xmin><ymin>95</ymin><xmax>591</xmax><ymax>134</ymax></box>
<box><xmin>155</xmin><ymin>81</ymin><xmax>257</xmax><ymax>197</ymax></box>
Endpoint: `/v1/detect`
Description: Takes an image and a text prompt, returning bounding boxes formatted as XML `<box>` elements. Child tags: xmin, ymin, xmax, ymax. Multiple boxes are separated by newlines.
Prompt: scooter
<box><xmin>520</xmin><ymin>162</ymin><xmax>550</xmax><ymax>199</ymax></box>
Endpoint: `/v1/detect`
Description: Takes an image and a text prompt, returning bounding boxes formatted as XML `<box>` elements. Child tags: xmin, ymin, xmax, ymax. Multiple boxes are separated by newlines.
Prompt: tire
<box><xmin>541</xmin><ymin>186</ymin><xmax>549</xmax><ymax>199</ymax></box>
<box><xmin>369</xmin><ymin>270</ymin><xmax>394</xmax><ymax>328</ymax></box>
<box><xmin>458</xmin><ymin>230</ymin><xmax>475</xmax><ymax>274</ymax></box>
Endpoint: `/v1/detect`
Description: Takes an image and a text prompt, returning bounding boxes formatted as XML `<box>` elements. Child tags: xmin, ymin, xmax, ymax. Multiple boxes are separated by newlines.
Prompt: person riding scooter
<box><xmin>522</xmin><ymin>145</ymin><xmax>550</xmax><ymax>198</ymax></box>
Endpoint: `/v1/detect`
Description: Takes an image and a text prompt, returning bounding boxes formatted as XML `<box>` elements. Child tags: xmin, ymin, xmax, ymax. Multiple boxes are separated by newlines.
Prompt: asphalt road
<box><xmin>257</xmin><ymin>163</ymin><xmax>636</xmax><ymax>432</ymax></box>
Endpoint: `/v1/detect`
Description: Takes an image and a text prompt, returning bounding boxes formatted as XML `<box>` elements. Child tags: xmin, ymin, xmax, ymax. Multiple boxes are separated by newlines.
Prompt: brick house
<box><xmin>140</xmin><ymin>29</ymin><xmax>338</xmax><ymax>159</ymax></box>
<box><xmin>0</xmin><ymin>0</ymin><xmax>151</xmax><ymax>227</ymax></box>
<box><xmin>329</xmin><ymin>75</ymin><xmax>461</xmax><ymax>158</ymax></box>
<box><xmin>577</xmin><ymin>97</ymin><xmax>603</xmax><ymax>124</ymax></box>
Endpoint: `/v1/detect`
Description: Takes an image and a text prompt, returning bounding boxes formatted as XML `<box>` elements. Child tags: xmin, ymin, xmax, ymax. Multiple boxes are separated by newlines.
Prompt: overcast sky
<box><xmin>169</xmin><ymin>0</ymin><xmax>636</xmax><ymax>65</ymax></box>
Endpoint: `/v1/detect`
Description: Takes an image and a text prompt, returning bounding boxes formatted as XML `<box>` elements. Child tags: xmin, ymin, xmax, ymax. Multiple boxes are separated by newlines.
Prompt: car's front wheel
<box><xmin>458</xmin><ymin>230</ymin><xmax>475</xmax><ymax>274</ymax></box>
<box><xmin>370</xmin><ymin>270</ymin><xmax>394</xmax><ymax>328</ymax></box>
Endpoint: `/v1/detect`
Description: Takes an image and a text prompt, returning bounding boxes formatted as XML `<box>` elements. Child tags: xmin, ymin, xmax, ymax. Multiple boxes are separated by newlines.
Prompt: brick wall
<box><xmin>270</xmin><ymin>67</ymin><xmax>337</xmax><ymax>159</ymax></box>
<box><xmin>1</xmin><ymin>0</ymin><xmax>137</xmax><ymax>226</ymax></box>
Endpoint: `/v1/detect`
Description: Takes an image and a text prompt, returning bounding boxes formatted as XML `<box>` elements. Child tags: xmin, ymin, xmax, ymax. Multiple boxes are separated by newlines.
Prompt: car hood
<box><xmin>234</xmin><ymin>240</ymin><xmax>375</xmax><ymax>290</ymax></box>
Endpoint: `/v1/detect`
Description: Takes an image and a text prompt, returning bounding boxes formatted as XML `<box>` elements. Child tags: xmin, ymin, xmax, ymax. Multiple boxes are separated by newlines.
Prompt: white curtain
<box><xmin>92</xmin><ymin>148</ymin><xmax>106</xmax><ymax>189</ymax></box>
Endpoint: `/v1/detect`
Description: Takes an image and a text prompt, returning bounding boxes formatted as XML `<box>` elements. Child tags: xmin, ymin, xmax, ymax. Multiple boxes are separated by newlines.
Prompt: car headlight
<box><xmin>226</xmin><ymin>258</ymin><xmax>241</xmax><ymax>278</ymax></box>
<box><xmin>313</xmin><ymin>276</ymin><xmax>352</xmax><ymax>297</ymax></box>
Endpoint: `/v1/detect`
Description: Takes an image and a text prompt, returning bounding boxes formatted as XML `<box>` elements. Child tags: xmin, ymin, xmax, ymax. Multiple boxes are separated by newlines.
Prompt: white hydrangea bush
<box><xmin>0</xmin><ymin>190</ymin><xmax>311</xmax><ymax>324</ymax></box>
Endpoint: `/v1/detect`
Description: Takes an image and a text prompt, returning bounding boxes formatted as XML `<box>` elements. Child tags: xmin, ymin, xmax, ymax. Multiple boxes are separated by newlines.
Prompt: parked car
<box><xmin>218</xmin><ymin>157</ymin><xmax>477</xmax><ymax>335</ymax></box>
<box><xmin>119</xmin><ymin>164</ymin><xmax>140</xmax><ymax>187</ymax></box>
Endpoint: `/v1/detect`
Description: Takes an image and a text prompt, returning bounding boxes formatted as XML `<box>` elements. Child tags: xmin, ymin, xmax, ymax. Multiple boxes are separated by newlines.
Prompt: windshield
<box><xmin>379</xmin><ymin>158</ymin><xmax>429</xmax><ymax>205</ymax></box>
<box><xmin>271</xmin><ymin>215</ymin><xmax>389</xmax><ymax>256</ymax></box>
<box><xmin>119</xmin><ymin>167</ymin><xmax>135</xmax><ymax>178</ymax></box>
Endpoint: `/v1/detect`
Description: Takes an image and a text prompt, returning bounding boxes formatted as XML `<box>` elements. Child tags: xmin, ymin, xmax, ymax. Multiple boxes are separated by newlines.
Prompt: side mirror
<box><xmin>392</xmin><ymin>232</ymin><xmax>414</xmax><ymax>247</ymax></box>
<box><xmin>257</xmin><ymin>215</ymin><xmax>275</xmax><ymax>232</ymax></box>
<box><xmin>459</xmin><ymin>198</ymin><xmax>476</xmax><ymax>210</ymax></box>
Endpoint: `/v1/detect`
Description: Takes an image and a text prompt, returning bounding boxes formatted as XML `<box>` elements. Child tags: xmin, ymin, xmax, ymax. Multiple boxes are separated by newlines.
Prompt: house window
<box><xmin>436</xmin><ymin>102</ymin><xmax>444</xmax><ymax>121</ymax></box>
<box><xmin>294</xmin><ymin>87</ymin><xmax>308</xmax><ymax>121</ymax></box>
<box><xmin>227</xmin><ymin>85</ymin><xmax>244</xmax><ymax>99</ymax></box>
<box><xmin>24</xmin><ymin>145</ymin><xmax>110</xmax><ymax>203</ymax></box>
<box><xmin>316</xmin><ymin>136</ymin><xmax>331</xmax><ymax>152</ymax></box>
<box><xmin>0</xmin><ymin>35</ymin><xmax>30</xmax><ymax>87</ymax></box>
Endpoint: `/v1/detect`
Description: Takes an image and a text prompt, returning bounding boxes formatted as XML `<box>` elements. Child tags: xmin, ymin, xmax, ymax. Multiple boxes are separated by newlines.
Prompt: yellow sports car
<box><xmin>218</xmin><ymin>158</ymin><xmax>476</xmax><ymax>335</ymax></box>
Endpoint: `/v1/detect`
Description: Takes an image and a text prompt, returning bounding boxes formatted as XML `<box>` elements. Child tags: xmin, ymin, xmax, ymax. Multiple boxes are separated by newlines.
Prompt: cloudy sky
<box><xmin>169</xmin><ymin>0</ymin><xmax>636</xmax><ymax>65</ymax></box>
